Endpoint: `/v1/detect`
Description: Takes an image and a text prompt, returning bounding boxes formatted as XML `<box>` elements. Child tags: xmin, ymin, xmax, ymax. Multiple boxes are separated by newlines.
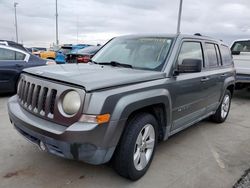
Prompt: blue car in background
<box><xmin>0</xmin><ymin>43</ymin><xmax>54</xmax><ymax>94</ymax></box>
<box><xmin>55</xmin><ymin>44</ymin><xmax>91</xmax><ymax>64</ymax></box>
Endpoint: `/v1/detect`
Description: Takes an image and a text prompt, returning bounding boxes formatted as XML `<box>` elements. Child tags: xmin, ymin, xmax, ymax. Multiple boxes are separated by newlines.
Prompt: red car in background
<box><xmin>66</xmin><ymin>45</ymin><xmax>101</xmax><ymax>64</ymax></box>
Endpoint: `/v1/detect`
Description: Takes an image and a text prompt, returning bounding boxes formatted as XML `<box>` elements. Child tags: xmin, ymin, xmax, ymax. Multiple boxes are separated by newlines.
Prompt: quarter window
<box><xmin>220</xmin><ymin>45</ymin><xmax>233</xmax><ymax>66</ymax></box>
<box><xmin>177</xmin><ymin>42</ymin><xmax>203</xmax><ymax>65</ymax></box>
<box><xmin>15</xmin><ymin>51</ymin><xmax>26</xmax><ymax>60</ymax></box>
<box><xmin>205</xmin><ymin>43</ymin><xmax>219</xmax><ymax>67</ymax></box>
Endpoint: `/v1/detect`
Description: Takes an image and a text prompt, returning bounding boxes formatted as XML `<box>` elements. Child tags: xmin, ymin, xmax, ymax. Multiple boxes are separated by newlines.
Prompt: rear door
<box><xmin>0</xmin><ymin>47</ymin><xmax>28</xmax><ymax>92</ymax></box>
<box><xmin>204</xmin><ymin>42</ymin><xmax>229</xmax><ymax>113</ymax></box>
<box><xmin>201</xmin><ymin>42</ymin><xmax>223</xmax><ymax>111</ymax></box>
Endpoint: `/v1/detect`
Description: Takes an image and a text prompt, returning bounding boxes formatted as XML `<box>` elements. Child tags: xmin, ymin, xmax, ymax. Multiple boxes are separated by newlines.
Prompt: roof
<box><xmin>0</xmin><ymin>40</ymin><xmax>28</xmax><ymax>52</ymax></box>
<box><xmin>114</xmin><ymin>33</ymin><xmax>227</xmax><ymax>46</ymax></box>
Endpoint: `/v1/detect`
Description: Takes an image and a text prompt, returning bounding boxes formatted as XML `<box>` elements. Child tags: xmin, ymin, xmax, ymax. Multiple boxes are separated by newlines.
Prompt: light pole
<box><xmin>14</xmin><ymin>2</ymin><xmax>18</xmax><ymax>43</ymax></box>
<box><xmin>177</xmin><ymin>0</ymin><xmax>183</xmax><ymax>34</ymax></box>
<box><xmin>55</xmin><ymin>0</ymin><xmax>59</xmax><ymax>45</ymax></box>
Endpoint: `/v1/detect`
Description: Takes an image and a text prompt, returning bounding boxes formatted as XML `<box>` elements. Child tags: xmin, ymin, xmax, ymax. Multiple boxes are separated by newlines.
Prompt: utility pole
<box><xmin>55</xmin><ymin>0</ymin><xmax>59</xmax><ymax>45</ymax></box>
<box><xmin>177</xmin><ymin>0</ymin><xmax>183</xmax><ymax>34</ymax></box>
<box><xmin>14</xmin><ymin>2</ymin><xmax>18</xmax><ymax>43</ymax></box>
<box><xmin>76</xmin><ymin>16</ymin><xmax>79</xmax><ymax>44</ymax></box>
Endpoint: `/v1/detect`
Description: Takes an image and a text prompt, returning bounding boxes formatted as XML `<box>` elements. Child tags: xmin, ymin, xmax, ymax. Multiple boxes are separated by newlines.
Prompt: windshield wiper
<box><xmin>95</xmin><ymin>61</ymin><xmax>133</xmax><ymax>68</ymax></box>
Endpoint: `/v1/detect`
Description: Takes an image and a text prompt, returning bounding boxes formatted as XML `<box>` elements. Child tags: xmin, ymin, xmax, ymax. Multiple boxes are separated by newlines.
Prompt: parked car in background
<box><xmin>40</xmin><ymin>50</ymin><xmax>56</xmax><ymax>60</ymax></box>
<box><xmin>0</xmin><ymin>40</ymin><xmax>28</xmax><ymax>52</ymax></box>
<box><xmin>8</xmin><ymin>34</ymin><xmax>235</xmax><ymax>180</ymax></box>
<box><xmin>55</xmin><ymin>45</ymin><xmax>72</xmax><ymax>64</ymax></box>
<box><xmin>0</xmin><ymin>45</ymin><xmax>55</xmax><ymax>94</ymax></box>
<box><xmin>27</xmin><ymin>47</ymin><xmax>56</xmax><ymax>60</ymax></box>
<box><xmin>231</xmin><ymin>39</ymin><xmax>250</xmax><ymax>89</ymax></box>
<box><xmin>55</xmin><ymin>44</ymin><xmax>92</xmax><ymax>64</ymax></box>
<box><xmin>66</xmin><ymin>45</ymin><xmax>101</xmax><ymax>63</ymax></box>
<box><xmin>27</xmin><ymin>47</ymin><xmax>46</xmax><ymax>56</ymax></box>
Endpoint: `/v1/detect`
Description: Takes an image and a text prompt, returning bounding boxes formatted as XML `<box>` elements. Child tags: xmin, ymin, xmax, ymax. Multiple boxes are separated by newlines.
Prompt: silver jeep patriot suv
<box><xmin>8</xmin><ymin>34</ymin><xmax>235</xmax><ymax>180</ymax></box>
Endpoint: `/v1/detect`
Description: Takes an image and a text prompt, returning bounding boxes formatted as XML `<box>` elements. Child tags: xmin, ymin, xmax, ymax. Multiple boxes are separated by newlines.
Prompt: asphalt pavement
<box><xmin>0</xmin><ymin>89</ymin><xmax>250</xmax><ymax>188</ymax></box>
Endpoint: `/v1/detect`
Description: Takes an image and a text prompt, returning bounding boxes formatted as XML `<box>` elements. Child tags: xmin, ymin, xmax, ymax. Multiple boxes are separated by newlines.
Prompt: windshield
<box><xmin>92</xmin><ymin>37</ymin><xmax>173</xmax><ymax>70</ymax></box>
<box><xmin>231</xmin><ymin>41</ymin><xmax>250</xmax><ymax>52</ymax></box>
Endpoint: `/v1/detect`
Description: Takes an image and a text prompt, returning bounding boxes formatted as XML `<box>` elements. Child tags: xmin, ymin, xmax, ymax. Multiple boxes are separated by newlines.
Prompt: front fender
<box><xmin>101</xmin><ymin>88</ymin><xmax>172</xmax><ymax>149</ymax></box>
<box><xmin>112</xmin><ymin>89</ymin><xmax>171</xmax><ymax>122</ymax></box>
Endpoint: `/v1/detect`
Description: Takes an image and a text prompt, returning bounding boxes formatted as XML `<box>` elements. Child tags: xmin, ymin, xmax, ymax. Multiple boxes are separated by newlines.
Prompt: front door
<box><xmin>170</xmin><ymin>41</ymin><xmax>207</xmax><ymax>132</ymax></box>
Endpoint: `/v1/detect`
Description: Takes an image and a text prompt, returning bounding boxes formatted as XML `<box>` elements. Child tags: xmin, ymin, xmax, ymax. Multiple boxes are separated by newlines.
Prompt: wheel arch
<box><xmin>109</xmin><ymin>89</ymin><xmax>172</xmax><ymax>145</ymax></box>
<box><xmin>125</xmin><ymin>103</ymin><xmax>167</xmax><ymax>141</ymax></box>
<box><xmin>220</xmin><ymin>76</ymin><xmax>235</xmax><ymax>102</ymax></box>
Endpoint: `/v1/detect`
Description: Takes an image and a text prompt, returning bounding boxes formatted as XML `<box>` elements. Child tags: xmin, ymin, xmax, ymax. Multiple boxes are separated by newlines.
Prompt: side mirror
<box><xmin>178</xmin><ymin>59</ymin><xmax>202</xmax><ymax>74</ymax></box>
<box><xmin>231</xmin><ymin>50</ymin><xmax>240</xmax><ymax>55</ymax></box>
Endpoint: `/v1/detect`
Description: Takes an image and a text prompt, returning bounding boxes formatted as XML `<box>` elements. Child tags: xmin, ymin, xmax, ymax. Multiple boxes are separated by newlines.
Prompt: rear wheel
<box><xmin>113</xmin><ymin>113</ymin><xmax>158</xmax><ymax>180</ymax></box>
<box><xmin>210</xmin><ymin>90</ymin><xmax>232</xmax><ymax>123</ymax></box>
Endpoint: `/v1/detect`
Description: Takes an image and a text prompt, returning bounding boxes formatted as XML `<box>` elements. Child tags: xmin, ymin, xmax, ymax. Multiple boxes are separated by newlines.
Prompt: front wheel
<box><xmin>113</xmin><ymin>113</ymin><xmax>158</xmax><ymax>180</ymax></box>
<box><xmin>210</xmin><ymin>90</ymin><xmax>232</xmax><ymax>123</ymax></box>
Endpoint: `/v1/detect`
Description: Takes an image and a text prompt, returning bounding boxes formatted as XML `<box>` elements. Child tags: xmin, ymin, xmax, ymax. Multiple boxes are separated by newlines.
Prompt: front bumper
<box><xmin>8</xmin><ymin>96</ymin><xmax>117</xmax><ymax>165</ymax></box>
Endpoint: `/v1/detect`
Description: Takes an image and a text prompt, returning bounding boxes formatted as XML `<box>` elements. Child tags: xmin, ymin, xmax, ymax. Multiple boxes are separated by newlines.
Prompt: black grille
<box><xmin>17</xmin><ymin>74</ymin><xmax>85</xmax><ymax>126</ymax></box>
<box><xmin>18</xmin><ymin>78</ymin><xmax>57</xmax><ymax>119</ymax></box>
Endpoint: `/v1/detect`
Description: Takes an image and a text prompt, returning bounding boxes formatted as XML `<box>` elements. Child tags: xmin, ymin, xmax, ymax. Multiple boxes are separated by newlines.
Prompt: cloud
<box><xmin>0</xmin><ymin>0</ymin><xmax>249</xmax><ymax>47</ymax></box>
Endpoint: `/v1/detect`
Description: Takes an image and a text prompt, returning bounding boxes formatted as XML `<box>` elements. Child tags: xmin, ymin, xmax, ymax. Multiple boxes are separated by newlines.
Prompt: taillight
<box><xmin>77</xmin><ymin>55</ymin><xmax>90</xmax><ymax>63</ymax></box>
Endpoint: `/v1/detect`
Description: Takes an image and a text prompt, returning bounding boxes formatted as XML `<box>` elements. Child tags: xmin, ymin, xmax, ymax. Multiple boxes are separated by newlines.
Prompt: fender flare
<box><xmin>103</xmin><ymin>88</ymin><xmax>172</xmax><ymax>149</ymax></box>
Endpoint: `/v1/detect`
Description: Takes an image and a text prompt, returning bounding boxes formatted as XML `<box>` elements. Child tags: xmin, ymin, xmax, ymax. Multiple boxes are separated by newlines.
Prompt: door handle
<box><xmin>221</xmin><ymin>74</ymin><xmax>227</xmax><ymax>77</ymax></box>
<box><xmin>201</xmin><ymin>77</ymin><xmax>210</xmax><ymax>82</ymax></box>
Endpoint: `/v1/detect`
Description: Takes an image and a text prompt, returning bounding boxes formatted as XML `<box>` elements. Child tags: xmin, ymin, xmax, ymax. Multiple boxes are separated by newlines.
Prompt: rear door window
<box><xmin>214</xmin><ymin>45</ymin><xmax>222</xmax><ymax>66</ymax></box>
<box><xmin>205</xmin><ymin>43</ymin><xmax>219</xmax><ymax>68</ymax></box>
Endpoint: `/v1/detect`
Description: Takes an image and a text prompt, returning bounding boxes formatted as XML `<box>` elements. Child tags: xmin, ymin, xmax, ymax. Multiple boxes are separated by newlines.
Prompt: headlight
<box><xmin>61</xmin><ymin>91</ymin><xmax>81</xmax><ymax>115</ymax></box>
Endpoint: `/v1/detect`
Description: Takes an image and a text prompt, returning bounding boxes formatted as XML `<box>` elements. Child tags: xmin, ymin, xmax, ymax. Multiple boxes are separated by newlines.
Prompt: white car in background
<box><xmin>231</xmin><ymin>39</ymin><xmax>250</xmax><ymax>89</ymax></box>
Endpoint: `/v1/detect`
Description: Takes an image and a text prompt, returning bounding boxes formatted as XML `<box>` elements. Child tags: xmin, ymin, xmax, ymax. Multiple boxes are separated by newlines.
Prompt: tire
<box><xmin>210</xmin><ymin>90</ymin><xmax>232</xmax><ymax>123</ymax></box>
<box><xmin>113</xmin><ymin>113</ymin><xmax>158</xmax><ymax>180</ymax></box>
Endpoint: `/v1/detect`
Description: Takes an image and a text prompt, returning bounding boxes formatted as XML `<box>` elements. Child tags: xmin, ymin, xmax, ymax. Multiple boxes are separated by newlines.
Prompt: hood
<box><xmin>23</xmin><ymin>64</ymin><xmax>166</xmax><ymax>91</ymax></box>
<box><xmin>233</xmin><ymin>52</ymin><xmax>250</xmax><ymax>74</ymax></box>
